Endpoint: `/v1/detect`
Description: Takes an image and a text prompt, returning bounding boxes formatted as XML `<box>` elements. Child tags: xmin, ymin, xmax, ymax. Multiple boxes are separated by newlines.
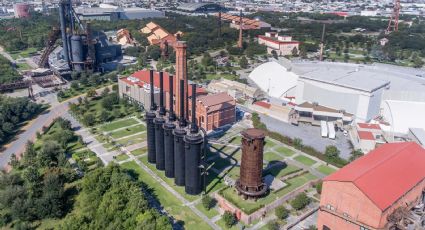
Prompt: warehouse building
<box><xmin>177</xmin><ymin>3</ymin><xmax>224</xmax><ymax>13</ymax></box>
<box><xmin>295</xmin><ymin>67</ymin><xmax>390</xmax><ymax>122</ymax></box>
<box><xmin>318</xmin><ymin>142</ymin><xmax>425</xmax><ymax>230</ymax></box>
<box><xmin>207</xmin><ymin>78</ymin><xmax>264</xmax><ymax>100</ymax></box>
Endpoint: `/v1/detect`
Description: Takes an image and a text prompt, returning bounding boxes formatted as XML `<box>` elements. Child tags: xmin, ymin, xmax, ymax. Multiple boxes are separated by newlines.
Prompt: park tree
<box><xmin>222</xmin><ymin>211</ymin><xmax>236</xmax><ymax>228</ymax></box>
<box><xmin>325</xmin><ymin>145</ymin><xmax>340</xmax><ymax>160</ymax></box>
<box><xmin>292</xmin><ymin>47</ymin><xmax>299</xmax><ymax>57</ymax></box>
<box><xmin>349</xmin><ymin>149</ymin><xmax>364</xmax><ymax>162</ymax></box>
<box><xmin>82</xmin><ymin>113</ymin><xmax>96</xmax><ymax>126</ymax></box>
<box><xmin>275</xmin><ymin>206</ymin><xmax>289</xmax><ymax>220</ymax></box>
<box><xmin>147</xmin><ymin>45</ymin><xmax>161</xmax><ymax>61</ymax></box>
<box><xmin>70</xmin><ymin>82</ymin><xmax>79</xmax><ymax>90</ymax></box>
<box><xmin>201</xmin><ymin>195</ymin><xmax>215</xmax><ymax>210</ymax></box>
<box><xmin>86</xmin><ymin>89</ymin><xmax>97</xmax><ymax>98</ymax></box>
<box><xmin>316</xmin><ymin>181</ymin><xmax>323</xmax><ymax>194</ymax></box>
<box><xmin>290</xmin><ymin>192</ymin><xmax>311</xmax><ymax>210</ymax></box>
<box><xmin>239</xmin><ymin>56</ymin><xmax>249</xmax><ymax>69</ymax></box>
<box><xmin>271</xmin><ymin>50</ymin><xmax>278</xmax><ymax>59</ymax></box>
<box><xmin>266</xmin><ymin>220</ymin><xmax>280</xmax><ymax>230</ymax></box>
<box><xmin>413</xmin><ymin>55</ymin><xmax>424</xmax><ymax>68</ymax></box>
<box><xmin>201</xmin><ymin>52</ymin><xmax>214</xmax><ymax>66</ymax></box>
<box><xmin>100</xmin><ymin>110</ymin><xmax>110</xmax><ymax>122</ymax></box>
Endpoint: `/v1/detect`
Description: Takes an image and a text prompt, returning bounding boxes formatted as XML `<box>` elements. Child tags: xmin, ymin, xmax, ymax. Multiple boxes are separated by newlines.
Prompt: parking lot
<box><xmin>258</xmin><ymin>113</ymin><xmax>352</xmax><ymax>160</ymax></box>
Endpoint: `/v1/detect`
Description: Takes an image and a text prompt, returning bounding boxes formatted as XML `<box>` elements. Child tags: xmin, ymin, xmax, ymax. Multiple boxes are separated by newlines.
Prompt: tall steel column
<box><xmin>146</xmin><ymin>70</ymin><xmax>157</xmax><ymax>164</ymax></box>
<box><xmin>164</xmin><ymin>75</ymin><xmax>176</xmax><ymax>178</ymax></box>
<box><xmin>154</xmin><ymin>72</ymin><xmax>166</xmax><ymax>170</ymax></box>
<box><xmin>184</xmin><ymin>84</ymin><xmax>204</xmax><ymax>195</ymax></box>
<box><xmin>174</xmin><ymin>79</ymin><xmax>187</xmax><ymax>186</ymax></box>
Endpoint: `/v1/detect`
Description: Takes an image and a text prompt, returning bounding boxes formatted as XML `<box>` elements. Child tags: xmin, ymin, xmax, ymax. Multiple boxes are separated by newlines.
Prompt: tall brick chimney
<box><xmin>237</xmin><ymin>10</ymin><xmax>243</xmax><ymax>48</ymax></box>
<box><xmin>174</xmin><ymin>41</ymin><xmax>188</xmax><ymax>119</ymax></box>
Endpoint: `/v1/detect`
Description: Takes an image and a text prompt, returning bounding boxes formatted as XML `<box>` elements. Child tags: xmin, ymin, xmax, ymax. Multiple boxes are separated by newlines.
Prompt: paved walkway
<box><xmin>0</xmin><ymin>86</ymin><xmax>112</xmax><ymax>170</ymax></box>
<box><xmin>63</xmin><ymin>112</ymin><xmax>116</xmax><ymax>165</ymax></box>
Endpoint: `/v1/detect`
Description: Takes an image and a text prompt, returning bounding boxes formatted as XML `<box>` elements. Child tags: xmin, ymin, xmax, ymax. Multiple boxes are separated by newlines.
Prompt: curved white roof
<box><xmin>248</xmin><ymin>61</ymin><xmax>298</xmax><ymax>99</ymax></box>
<box><xmin>382</xmin><ymin>100</ymin><xmax>425</xmax><ymax>134</ymax></box>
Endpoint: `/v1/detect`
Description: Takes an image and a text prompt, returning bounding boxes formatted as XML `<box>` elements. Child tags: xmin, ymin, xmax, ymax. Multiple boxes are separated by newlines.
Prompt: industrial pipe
<box><xmin>146</xmin><ymin>70</ymin><xmax>157</xmax><ymax>164</ymax></box>
<box><xmin>154</xmin><ymin>72</ymin><xmax>166</xmax><ymax>170</ymax></box>
<box><xmin>164</xmin><ymin>75</ymin><xmax>176</xmax><ymax>178</ymax></box>
<box><xmin>183</xmin><ymin>84</ymin><xmax>204</xmax><ymax>195</ymax></box>
<box><xmin>174</xmin><ymin>79</ymin><xmax>187</xmax><ymax>186</ymax></box>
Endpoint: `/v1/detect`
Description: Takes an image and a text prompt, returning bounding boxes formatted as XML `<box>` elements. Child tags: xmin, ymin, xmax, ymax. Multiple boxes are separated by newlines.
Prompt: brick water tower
<box><xmin>236</xmin><ymin>128</ymin><xmax>268</xmax><ymax>200</ymax></box>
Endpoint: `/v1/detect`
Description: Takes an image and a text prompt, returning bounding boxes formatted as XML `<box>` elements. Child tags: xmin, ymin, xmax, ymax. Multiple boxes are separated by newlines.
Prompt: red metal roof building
<box><xmin>258</xmin><ymin>32</ymin><xmax>300</xmax><ymax>56</ymax></box>
<box><xmin>317</xmin><ymin>142</ymin><xmax>425</xmax><ymax>230</ymax></box>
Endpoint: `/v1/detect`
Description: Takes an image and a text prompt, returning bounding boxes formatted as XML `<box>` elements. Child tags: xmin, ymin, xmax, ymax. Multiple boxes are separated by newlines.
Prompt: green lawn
<box><xmin>264</xmin><ymin>152</ymin><xmax>282</xmax><ymax>162</ymax></box>
<box><xmin>275</xmin><ymin>146</ymin><xmax>295</xmax><ymax>157</ymax></box>
<box><xmin>294</xmin><ymin>155</ymin><xmax>317</xmax><ymax>166</ymax></box>
<box><xmin>229</xmin><ymin>135</ymin><xmax>242</xmax><ymax>144</ymax></box>
<box><xmin>115</xmin><ymin>154</ymin><xmax>129</xmax><ymax>161</ymax></box>
<box><xmin>110</xmin><ymin>124</ymin><xmax>146</xmax><ymax>139</ymax></box>
<box><xmin>9</xmin><ymin>47</ymin><xmax>39</xmax><ymax>59</ymax></box>
<box><xmin>265</xmin><ymin>138</ymin><xmax>276</xmax><ymax>149</ymax></box>
<box><xmin>316</xmin><ymin>164</ymin><xmax>337</xmax><ymax>175</ymax></box>
<box><xmin>216</xmin><ymin>218</ymin><xmax>240</xmax><ymax>230</ymax></box>
<box><xmin>131</xmin><ymin>147</ymin><xmax>147</xmax><ymax>156</ymax></box>
<box><xmin>264</xmin><ymin>164</ymin><xmax>301</xmax><ymax>178</ymax></box>
<box><xmin>100</xmin><ymin>118</ymin><xmax>139</xmax><ymax>132</ymax></box>
<box><xmin>205</xmin><ymin>73</ymin><xmax>239</xmax><ymax>81</ymax></box>
<box><xmin>17</xmin><ymin>62</ymin><xmax>32</xmax><ymax>71</ymax></box>
<box><xmin>116</xmin><ymin>132</ymin><xmax>146</xmax><ymax>146</ymax></box>
<box><xmin>220</xmin><ymin>172</ymin><xmax>317</xmax><ymax>214</ymax></box>
<box><xmin>195</xmin><ymin>203</ymin><xmax>219</xmax><ymax>219</ymax></box>
<box><xmin>121</xmin><ymin>161</ymin><xmax>213</xmax><ymax>230</ymax></box>
<box><xmin>140</xmin><ymin>156</ymin><xmax>198</xmax><ymax>202</ymax></box>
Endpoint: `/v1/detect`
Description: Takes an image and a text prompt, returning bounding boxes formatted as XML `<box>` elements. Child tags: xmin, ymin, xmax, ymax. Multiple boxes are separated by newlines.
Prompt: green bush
<box><xmin>201</xmin><ymin>195</ymin><xmax>215</xmax><ymax>210</ymax></box>
<box><xmin>222</xmin><ymin>211</ymin><xmax>236</xmax><ymax>228</ymax></box>
<box><xmin>275</xmin><ymin>206</ymin><xmax>289</xmax><ymax>220</ymax></box>
<box><xmin>290</xmin><ymin>193</ymin><xmax>311</xmax><ymax>210</ymax></box>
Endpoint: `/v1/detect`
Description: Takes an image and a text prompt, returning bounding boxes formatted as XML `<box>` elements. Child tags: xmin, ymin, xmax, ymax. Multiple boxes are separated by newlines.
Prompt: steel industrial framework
<box><xmin>386</xmin><ymin>0</ymin><xmax>401</xmax><ymax>34</ymax></box>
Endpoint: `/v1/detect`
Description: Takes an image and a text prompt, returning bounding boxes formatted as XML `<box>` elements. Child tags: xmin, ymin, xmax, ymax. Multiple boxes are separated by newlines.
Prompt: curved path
<box><xmin>0</xmin><ymin>87</ymin><xmax>111</xmax><ymax>170</ymax></box>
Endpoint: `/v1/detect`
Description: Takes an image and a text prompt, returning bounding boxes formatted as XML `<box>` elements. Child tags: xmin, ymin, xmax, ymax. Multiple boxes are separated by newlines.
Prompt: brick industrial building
<box><xmin>119</xmin><ymin>71</ymin><xmax>236</xmax><ymax>131</ymax></box>
<box><xmin>317</xmin><ymin>142</ymin><xmax>425</xmax><ymax>230</ymax></box>
<box><xmin>188</xmin><ymin>92</ymin><xmax>236</xmax><ymax>131</ymax></box>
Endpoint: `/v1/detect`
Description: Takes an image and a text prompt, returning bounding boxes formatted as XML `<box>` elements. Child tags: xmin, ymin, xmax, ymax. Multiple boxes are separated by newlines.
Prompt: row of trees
<box><xmin>0</xmin><ymin>12</ymin><xmax>55</xmax><ymax>51</ymax></box>
<box><xmin>0</xmin><ymin>56</ymin><xmax>21</xmax><ymax>84</ymax></box>
<box><xmin>0</xmin><ymin>118</ymin><xmax>80</xmax><ymax>228</ymax></box>
<box><xmin>0</xmin><ymin>96</ymin><xmax>42</xmax><ymax>146</ymax></box>
<box><xmin>60</xmin><ymin>165</ymin><xmax>171</xmax><ymax>229</ymax></box>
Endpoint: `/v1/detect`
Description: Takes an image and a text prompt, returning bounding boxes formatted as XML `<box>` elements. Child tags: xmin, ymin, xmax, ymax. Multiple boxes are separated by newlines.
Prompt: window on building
<box><xmin>323</xmin><ymin>225</ymin><xmax>331</xmax><ymax>230</ymax></box>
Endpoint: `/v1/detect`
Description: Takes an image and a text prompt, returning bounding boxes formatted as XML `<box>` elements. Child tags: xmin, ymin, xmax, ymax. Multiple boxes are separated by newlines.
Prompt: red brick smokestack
<box><xmin>237</xmin><ymin>10</ymin><xmax>243</xmax><ymax>48</ymax></box>
<box><xmin>174</xmin><ymin>41</ymin><xmax>188</xmax><ymax>119</ymax></box>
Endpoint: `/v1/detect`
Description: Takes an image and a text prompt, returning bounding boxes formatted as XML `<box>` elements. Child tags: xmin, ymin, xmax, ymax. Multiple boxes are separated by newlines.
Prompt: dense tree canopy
<box><xmin>0</xmin><ymin>56</ymin><xmax>21</xmax><ymax>84</ymax></box>
<box><xmin>60</xmin><ymin>165</ymin><xmax>171</xmax><ymax>230</ymax></box>
<box><xmin>0</xmin><ymin>96</ymin><xmax>42</xmax><ymax>146</ymax></box>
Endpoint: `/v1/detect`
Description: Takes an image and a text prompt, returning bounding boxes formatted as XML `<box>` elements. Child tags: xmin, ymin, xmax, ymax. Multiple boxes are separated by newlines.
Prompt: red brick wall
<box><xmin>317</xmin><ymin>180</ymin><xmax>425</xmax><ymax>229</ymax></box>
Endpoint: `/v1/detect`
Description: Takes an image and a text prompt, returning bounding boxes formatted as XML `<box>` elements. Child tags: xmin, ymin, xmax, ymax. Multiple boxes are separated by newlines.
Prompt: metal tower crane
<box><xmin>386</xmin><ymin>0</ymin><xmax>401</xmax><ymax>34</ymax></box>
